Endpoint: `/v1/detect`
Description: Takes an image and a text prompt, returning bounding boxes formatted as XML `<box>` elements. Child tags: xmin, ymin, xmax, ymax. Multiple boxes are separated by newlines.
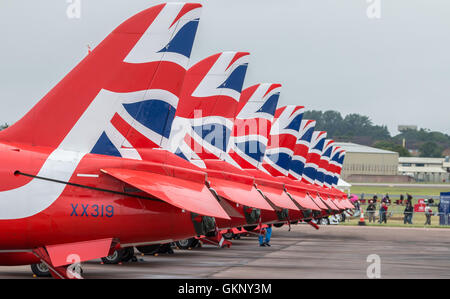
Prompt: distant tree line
<box><xmin>393</xmin><ymin>128</ymin><xmax>450</xmax><ymax>158</ymax></box>
<box><xmin>303</xmin><ymin>110</ymin><xmax>450</xmax><ymax>158</ymax></box>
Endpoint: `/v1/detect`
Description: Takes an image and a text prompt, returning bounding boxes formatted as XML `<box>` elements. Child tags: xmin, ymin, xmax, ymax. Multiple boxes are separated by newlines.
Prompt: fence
<box><xmin>355</xmin><ymin>193</ymin><xmax>440</xmax><ymax>205</ymax></box>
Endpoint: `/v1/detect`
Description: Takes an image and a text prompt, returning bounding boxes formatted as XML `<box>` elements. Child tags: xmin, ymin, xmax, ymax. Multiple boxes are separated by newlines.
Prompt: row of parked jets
<box><xmin>0</xmin><ymin>3</ymin><xmax>354</xmax><ymax>278</ymax></box>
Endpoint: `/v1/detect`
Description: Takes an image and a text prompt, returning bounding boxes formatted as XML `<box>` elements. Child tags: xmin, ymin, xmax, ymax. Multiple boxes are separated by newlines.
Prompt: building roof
<box><xmin>333</xmin><ymin>142</ymin><xmax>397</xmax><ymax>155</ymax></box>
<box><xmin>398</xmin><ymin>166</ymin><xmax>447</xmax><ymax>173</ymax></box>
<box><xmin>399</xmin><ymin>157</ymin><xmax>444</xmax><ymax>164</ymax></box>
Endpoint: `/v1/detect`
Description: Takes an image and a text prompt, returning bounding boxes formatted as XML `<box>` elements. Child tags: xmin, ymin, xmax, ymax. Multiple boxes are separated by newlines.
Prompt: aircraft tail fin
<box><xmin>333</xmin><ymin>149</ymin><xmax>346</xmax><ymax>187</ymax></box>
<box><xmin>260</xmin><ymin>105</ymin><xmax>304</xmax><ymax>176</ymax></box>
<box><xmin>302</xmin><ymin>131</ymin><xmax>327</xmax><ymax>184</ymax></box>
<box><xmin>316</xmin><ymin>139</ymin><xmax>334</xmax><ymax>187</ymax></box>
<box><xmin>228</xmin><ymin>83</ymin><xmax>281</xmax><ymax>169</ymax></box>
<box><xmin>288</xmin><ymin>119</ymin><xmax>316</xmax><ymax>180</ymax></box>
<box><xmin>168</xmin><ymin>51</ymin><xmax>250</xmax><ymax>163</ymax></box>
<box><xmin>0</xmin><ymin>3</ymin><xmax>202</xmax><ymax>160</ymax></box>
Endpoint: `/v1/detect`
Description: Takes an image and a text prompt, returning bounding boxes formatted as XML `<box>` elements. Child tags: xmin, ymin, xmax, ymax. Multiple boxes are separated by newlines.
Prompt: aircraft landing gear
<box><xmin>222</xmin><ymin>231</ymin><xmax>233</xmax><ymax>239</ymax></box>
<box><xmin>120</xmin><ymin>247</ymin><xmax>135</xmax><ymax>262</ymax></box>
<box><xmin>101</xmin><ymin>250</ymin><xmax>122</xmax><ymax>264</ymax></box>
<box><xmin>31</xmin><ymin>262</ymin><xmax>51</xmax><ymax>277</ymax></box>
<box><xmin>101</xmin><ymin>247</ymin><xmax>134</xmax><ymax>264</ymax></box>
<box><xmin>175</xmin><ymin>238</ymin><xmax>199</xmax><ymax>249</ymax></box>
<box><xmin>243</xmin><ymin>225</ymin><xmax>257</xmax><ymax>232</ymax></box>
<box><xmin>136</xmin><ymin>244</ymin><xmax>161</xmax><ymax>255</ymax></box>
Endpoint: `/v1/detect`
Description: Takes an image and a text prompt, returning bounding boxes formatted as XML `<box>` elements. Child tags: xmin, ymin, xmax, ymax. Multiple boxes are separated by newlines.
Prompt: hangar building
<box><xmin>334</xmin><ymin>142</ymin><xmax>402</xmax><ymax>183</ymax></box>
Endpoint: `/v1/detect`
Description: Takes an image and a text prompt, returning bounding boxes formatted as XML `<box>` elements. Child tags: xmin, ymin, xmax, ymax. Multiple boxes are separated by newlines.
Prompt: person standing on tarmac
<box><xmin>379</xmin><ymin>202</ymin><xmax>388</xmax><ymax>224</ymax></box>
<box><xmin>366</xmin><ymin>199</ymin><xmax>376</xmax><ymax>223</ymax></box>
<box><xmin>264</xmin><ymin>224</ymin><xmax>272</xmax><ymax>246</ymax></box>
<box><xmin>403</xmin><ymin>202</ymin><xmax>414</xmax><ymax>224</ymax></box>
<box><xmin>424</xmin><ymin>203</ymin><xmax>433</xmax><ymax>225</ymax></box>
<box><xmin>406</xmin><ymin>193</ymin><xmax>413</xmax><ymax>205</ymax></box>
<box><xmin>259</xmin><ymin>224</ymin><xmax>273</xmax><ymax>247</ymax></box>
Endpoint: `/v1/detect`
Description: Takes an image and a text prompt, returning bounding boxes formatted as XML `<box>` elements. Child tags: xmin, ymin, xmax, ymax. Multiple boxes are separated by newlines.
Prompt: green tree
<box><xmin>419</xmin><ymin>141</ymin><xmax>443</xmax><ymax>157</ymax></box>
<box><xmin>373</xmin><ymin>140</ymin><xmax>410</xmax><ymax>157</ymax></box>
<box><xmin>303</xmin><ymin>110</ymin><xmax>390</xmax><ymax>146</ymax></box>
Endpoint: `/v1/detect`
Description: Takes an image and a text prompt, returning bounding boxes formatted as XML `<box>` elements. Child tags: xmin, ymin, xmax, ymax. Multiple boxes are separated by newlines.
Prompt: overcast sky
<box><xmin>0</xmin><ymin>0</ymin><xmax>449</xmax><ymax>135</ymax></box>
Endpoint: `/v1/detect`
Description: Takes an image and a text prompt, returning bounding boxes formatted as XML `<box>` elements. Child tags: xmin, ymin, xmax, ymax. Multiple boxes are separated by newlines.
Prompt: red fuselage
<box><xmin>0</xmin><ymin>143</ymin><xmax>199</xmax><ymax>252</ymax></box>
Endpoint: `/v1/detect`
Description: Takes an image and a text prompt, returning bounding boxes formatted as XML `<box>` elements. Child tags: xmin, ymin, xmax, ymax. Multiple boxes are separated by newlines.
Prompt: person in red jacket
<box><xmin>378</xmin><ymin>202</ymin><xmax>388</xmax><ymax>224</ymax></box>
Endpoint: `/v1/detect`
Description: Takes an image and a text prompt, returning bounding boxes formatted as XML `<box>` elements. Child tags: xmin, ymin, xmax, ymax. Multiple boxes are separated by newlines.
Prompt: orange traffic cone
<box><xmin>358</xmin><ymin>208</ymin><xmax>366</xmax><ymax>226</ymax></box>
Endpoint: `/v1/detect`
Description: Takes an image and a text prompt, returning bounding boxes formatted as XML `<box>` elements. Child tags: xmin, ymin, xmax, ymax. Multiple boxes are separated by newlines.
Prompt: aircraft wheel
<box><xmin>101</xmin><ymin>249</ymin><xmax>123</xmax><ymax>264</ymax></box>
<box><xmin>120</xmin><ymin>247</ymin><xmax>135</xmax><ymax>262</ymax></box>
<box><xmin>273</xmin><ymin>223</ymin><xmax>284</xmax><ymax>228</ymax></box>
<box><xmin>243</xmin><ymin>225</ymin><xmax>257</xmax><ymax>232</ymax></box>
<box><xmin>319</xmin><ymin>218</ymin><xmax>330</xmax><ymax>225</ymax></box>
<box><xmin>136</xmin><ymin>244</ymin><xmax>161</xmax><ymax>255</ymax></box>
<box><xmin>222</xmin><ymin>232</ymin><xmax>233</xmax><ymax>239</ymax></box>
<box><xmin>31</xmin><ymin>262</ymin><xmax>51</xmax><ymax>277</ymax></box>
<box><xmin>175</xmin><ymin>238</ymin><xmax>198</xmax><ymax>250</ymax></box>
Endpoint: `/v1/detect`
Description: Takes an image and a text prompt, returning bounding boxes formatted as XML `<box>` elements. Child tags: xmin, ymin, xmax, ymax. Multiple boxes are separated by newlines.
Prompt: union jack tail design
<box><xmin>288</xmin><ymin>119</ymin><xmax>316</xmax><ymax>180</ymax></box>
<box><xmin>227</xmin><ymin>83</ymin><xmax>281</xmax><ymax>169</ymax></box>
<box><xmin>316</xmin><ymin>139</ymin><xmax>334</xmax><ymax>187</ymax></box>
<box><xmin>168</xmin><ymin>51</ymin><xmax>250</xmax><ymax>166</ymax></box>
<box><xmin>0</xmin><ymin>3</ymin><xmax>202</xmax><ymax>160</ymax></box>
<box><xmin>260</xmin><ymin>105</ymin><xmax>304</xmax><ymax>176</ymax></box>
<box><xmin>324</xmin><ymin>145</ymin><xmax>338</xmax><ymax>188</ymax></box>
<box><xmin>331</xmin><ymin>149</ymin><xmax>346</xmax><ymax>187</ymax></box>
<box><xmin>302</xmin><ymin>131</ymin><xmax>327</xmax><ymax>184</ymax></box>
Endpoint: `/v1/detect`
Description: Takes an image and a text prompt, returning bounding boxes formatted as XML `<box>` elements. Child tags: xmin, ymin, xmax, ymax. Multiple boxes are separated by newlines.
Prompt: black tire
<box><xmin>120</xmin><ymin>247</ymin><xmax>135</xmax><ymax>262</ymax></box>
<box><xmin>243</xmin><ymin>225</ymin><xmax>257</xmax><ymax>232</ymax></box>
<box><xmin>158</xmin><ymin>243</ymin><xmax>174</xmax><ymax>254</ymax></box>
<box><xmin>222</xmin><ymin>232</ymin><xmax>233</xmax><ymax>239</ymax></box>
<box><xmin>136</xmin><ymin>244</ymin><xmax>161</xmax><ymax>255</ymax></box>
<box><xmin>273</xmin><ymin>222</ymin><xmax>284</xmax><ymax>228</ymax></box>
<box><xmin>101</xmin><ymin>249</ymin><xmax>123</xmax><ymax>264</ymax></box>
<box><xmin>175</xmin><ymin>238</ymin><xmax>199</xmax><ymax>249</ymax></box>
<box><xmin>31</xmin><ymin>262</ymin><xmax>52</xmax><ymax>277</ymax></box>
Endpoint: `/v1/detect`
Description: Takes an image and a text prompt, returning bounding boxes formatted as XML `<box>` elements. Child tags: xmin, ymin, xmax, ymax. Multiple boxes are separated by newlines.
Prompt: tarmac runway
<box><xmin>1</xmin><ymin>224</ymin><xmax>449</xmax><ymax>279</ymax></box>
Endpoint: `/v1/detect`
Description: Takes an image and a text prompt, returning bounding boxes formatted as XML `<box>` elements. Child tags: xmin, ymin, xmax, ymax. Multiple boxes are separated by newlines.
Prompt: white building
<box><xmin>398</xmin><ymin>157</ymin><xmax>450</xmax><ymax>183</ymax></box>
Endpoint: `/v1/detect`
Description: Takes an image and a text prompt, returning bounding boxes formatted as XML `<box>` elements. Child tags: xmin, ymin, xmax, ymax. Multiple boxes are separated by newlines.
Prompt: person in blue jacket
<box><xmin>259</xmin><ymin>224</ymin><xmax>273</xmax><ymax>246</ymax></box>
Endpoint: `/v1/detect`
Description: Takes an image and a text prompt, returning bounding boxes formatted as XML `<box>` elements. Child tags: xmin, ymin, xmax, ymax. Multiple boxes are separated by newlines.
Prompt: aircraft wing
<box><xmin>329</xmin><ymin>196</ymin><xmax>347</xmax><ymax>210</ymax></box>
<box><xmin>319</xmin><ymin>194</ymin><xmax>340</xmax><ymax>211</ymax></box>
<box><xmin>208</xmin><ymin>175</ymin><xmax>274</xmax><ymax>211</ymax></box>
<box><xmin>255</xmin><ymin>182</ymin><xmax>299</xmax><ymax>210</ymax></box>
<box><xmin>308</xmin><ymin>192</ymin><xmax>329</xmax><ymax>210</ymax></box>
<box><xmin>339</xmin><ymin>196</ymin><xmax>355</xmax><ymax>209</ymax></box>
<box><xmin>243</xmin><ymin>169</ymin><xmax>299</xmax><ymax>210</ymax></box>
<box><xmin>101</xmin><ymin>168</ymin><xmax>230</xmax><ymax>220</ymax></box>
<box><xmin>285</xmin><ymin>188</ymin><xmax>321</xmax><ymax>211</ymax></box>
<box><xmin>202</xmin><ymin>161</ymin><xmax>274</xmax><ymax>211</ymax></box>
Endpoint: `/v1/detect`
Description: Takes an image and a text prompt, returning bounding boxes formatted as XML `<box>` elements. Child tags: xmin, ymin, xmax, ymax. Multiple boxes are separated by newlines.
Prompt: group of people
<box><xmin>364</xmin><ymin>193</ymin><xmax>435</xmax><ymax>225</ymax></box>
<box><xmin>365</xmin><ymin>195</ymin><xmax>390</xmax><ymax>223</ymax></box>
<box><xmin>404</xmin><ymin>195</ymin><xmax>435</xmax><ymax>225</ymax></box>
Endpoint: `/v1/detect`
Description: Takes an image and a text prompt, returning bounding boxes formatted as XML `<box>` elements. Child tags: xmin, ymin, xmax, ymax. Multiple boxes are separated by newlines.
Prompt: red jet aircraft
<box><xmin>0</xmin><ymin>3</ymin><xmax>240</xmax><ymax>279</ymax></box>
